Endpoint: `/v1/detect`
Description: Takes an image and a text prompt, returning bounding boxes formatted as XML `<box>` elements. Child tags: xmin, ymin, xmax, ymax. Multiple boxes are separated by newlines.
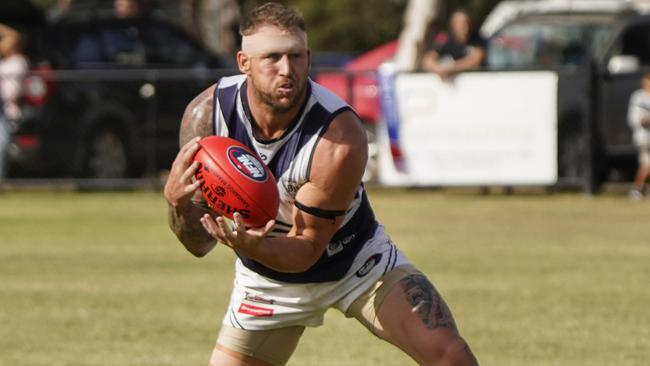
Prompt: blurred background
<box><xmin>1</xmin><ymin>0</ymin><xmax>650</xmax><ymax>195</ymax></box>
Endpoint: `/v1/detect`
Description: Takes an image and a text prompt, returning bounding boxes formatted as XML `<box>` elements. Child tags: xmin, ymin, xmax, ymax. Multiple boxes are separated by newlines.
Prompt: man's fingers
<box><xmin>183</xmin><ymin>179</ymin><xmax>201</xmax><ymax>194</ymax></box>
<box><xmin>216</xmin><ymin>216</ymin><xmax>236</xmax><ymax>241</ymax></box>
<box><xmin>232</xmin><ymin>212</ymin><xmax>247</xmax><ymax>234</ymax></box>
<box><xmin>214</xmin><ymin>216</ymin><xmax>230</xmax><ymax>240</ymax></box>
<box><xmin>201</xmin><ymin>214</ymin><xmax>229</xmax><ymax>245</ymax></box>
<box><xmin>180</xmin><ymin>161</ymin><xmax>200</xmax><ymax>183</ymax></box>
<box><xmin>173</xmin><ymin>137</ymin><xmax>201</xmax><ymax>166</ymax></box>
<box><xmin>180</xmin><ymin>136</ymin><xmax>201</xmax><ymax>153</ymax></box>
<box><xmin>173</xmin><ymin>137</ymin><xmax>200</xmax><ymax>165</ymax></box>
<box><xmin>181</xmin><ymin>142</ymin><xmax>201</xmax><ymax>165</ymax></box>
<box><xmin>261</xmin><ymin>219</ymin><xmax>276</xmax><ymax>237</ymax></box>
<box><xmin>200</xmin><ymin>214</ymin><xmax>217</xmax><ymax>236</ymax></box>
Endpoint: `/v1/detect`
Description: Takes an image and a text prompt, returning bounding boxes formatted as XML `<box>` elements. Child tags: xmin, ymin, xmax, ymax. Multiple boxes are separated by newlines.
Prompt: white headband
<box><xmin>241</xmin><ymin>29</ymin><xmax>308</xmax><ymax>57</ymax></box>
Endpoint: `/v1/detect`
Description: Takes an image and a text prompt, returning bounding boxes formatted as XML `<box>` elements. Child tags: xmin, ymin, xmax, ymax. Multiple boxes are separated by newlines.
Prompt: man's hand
<box><xmin>164</xmin><ymin>137</ymin><xmax>202</xmax><ymax>208</ymax></box>
<box><xmin>434</xmin><ymin>65</ymin><xmax>453</xmax><ymax>80</ymax></box>
<box><xmin>200</xmin><ymin>212</ymin><xmax>275</xmax><ymax>255</ymax></box>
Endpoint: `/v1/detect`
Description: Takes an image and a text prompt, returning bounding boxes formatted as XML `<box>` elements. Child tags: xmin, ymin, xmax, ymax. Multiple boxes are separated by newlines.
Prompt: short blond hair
<box><xmin>239</xmin><ymin>2</ymin><xmax>305</xmax><ymax>36</ymax></box>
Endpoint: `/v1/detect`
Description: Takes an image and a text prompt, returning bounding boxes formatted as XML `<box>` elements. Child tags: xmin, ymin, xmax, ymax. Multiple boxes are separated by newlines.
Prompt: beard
<box><xmin>250</xmin><ymin>77</ymin><xmax>308</xmax><ymax>113</ymax></box>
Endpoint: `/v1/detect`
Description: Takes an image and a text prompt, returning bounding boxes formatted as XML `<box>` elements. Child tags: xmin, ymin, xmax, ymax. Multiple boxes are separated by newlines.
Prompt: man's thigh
<box><xmin>348</xmin><ymin>265</ymin><xmax>477</xmax><ymax>365</ymax></box>
<box><xmin>210</xmin><ymin>325</ymin><xmax>305</xmax><ymax>366</ymax></box>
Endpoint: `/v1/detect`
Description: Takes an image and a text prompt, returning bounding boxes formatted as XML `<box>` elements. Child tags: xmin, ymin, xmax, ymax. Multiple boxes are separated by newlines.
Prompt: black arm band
<box><xmin>294</xmin><ymin>200</ymin><xmax>347</xmax><ymax>222</ymax></box>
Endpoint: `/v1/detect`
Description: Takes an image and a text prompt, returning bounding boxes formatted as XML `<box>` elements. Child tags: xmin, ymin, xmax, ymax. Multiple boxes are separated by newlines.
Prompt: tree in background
<box><xmin>239</xmin><ymin>0</ymin><xmax>408</xmax><ymax>52</ymax></box>
<box><xmin>201</xmin><ymin>0</ymin><xmax>240</xmax><ymax>55</ymax></box>
<box><xmin>239</xmin><ymin>0</ymin><xmax>502</xmax><ymax>52</ymax></box>
<box><xmin>30</xmin><ymin>0</ymin><xmax>503</xmax><ymax>54</ymax></box>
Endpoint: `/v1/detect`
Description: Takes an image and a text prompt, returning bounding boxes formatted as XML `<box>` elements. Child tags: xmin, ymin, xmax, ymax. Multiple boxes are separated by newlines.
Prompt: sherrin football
<box><xmin>193</xmin><ymin>136</ymin><xmax>279</xmax><ymax>228</ymax></box>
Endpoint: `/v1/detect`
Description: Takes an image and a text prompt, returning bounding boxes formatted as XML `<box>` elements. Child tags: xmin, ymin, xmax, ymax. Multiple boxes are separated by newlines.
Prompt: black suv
<box><xmin>485</xmin><ymin>4</ymin><xmax>650</xmax><ymax>190</ymax></box>
<box><xmin>7</xmin><ymin>15</ymin><xmax>232</xmax><ymax>179</ymax></box>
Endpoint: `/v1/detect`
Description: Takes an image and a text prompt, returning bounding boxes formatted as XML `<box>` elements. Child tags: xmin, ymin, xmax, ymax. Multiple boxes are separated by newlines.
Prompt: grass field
<box><xmin>0</xmin><ymin>189</ymin><xmax>648</xmax><ymax>365</ymax></box>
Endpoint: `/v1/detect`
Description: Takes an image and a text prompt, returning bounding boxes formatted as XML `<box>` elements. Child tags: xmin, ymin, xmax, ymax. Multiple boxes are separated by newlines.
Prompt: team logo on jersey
<box><xmin>227</xmin><ymin>146</ymin><xmax>267</xmax><ymax>182</ymax></box>
<box><xmin>356</xmin><ymin>253</ymin><xmax>382</xmax><ymax>278</ymax></box>
<box><xmin>327</xmin><ymin>233</ymin><xmax>356</xmax><ymax>257</ymax></box>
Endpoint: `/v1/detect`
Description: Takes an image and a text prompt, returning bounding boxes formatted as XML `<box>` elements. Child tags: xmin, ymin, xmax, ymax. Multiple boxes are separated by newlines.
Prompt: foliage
<box><xmin>238</xmin><ymin>0</ymin><xmax>503</xmax><ymax>52</ymax></box>
<box><xmin>29</xmin><ymin>0</ymin><xmax>504</xmax><ymax>52</ymax></box>
<box><xmin>240</xmin><ymin>0</ymin><xmax>408</xmax><ymax>52</ymax></box>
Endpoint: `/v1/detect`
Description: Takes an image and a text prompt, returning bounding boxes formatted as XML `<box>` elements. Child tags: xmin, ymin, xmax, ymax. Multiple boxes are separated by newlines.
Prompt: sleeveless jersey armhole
<box><xmin>305</xmin><ymin>106</ymin><xmax>356</xmax><ymax>181</ymax></box>
<box><xmin>213</xmin><ymin>78</ymin><xmax>244</xmax><ymax>137</ymax></box>
<box><xmin>211</xmin><ymin>79</ymin><xmax>221</xmax><ymax>136</ymax></box>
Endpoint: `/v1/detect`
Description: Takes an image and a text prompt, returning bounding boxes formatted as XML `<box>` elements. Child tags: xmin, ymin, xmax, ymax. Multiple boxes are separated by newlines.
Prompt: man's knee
<box><xmin>430</xmin><ymin>335</ymin><xmax>479</xmax><ymax>366</ymax></box>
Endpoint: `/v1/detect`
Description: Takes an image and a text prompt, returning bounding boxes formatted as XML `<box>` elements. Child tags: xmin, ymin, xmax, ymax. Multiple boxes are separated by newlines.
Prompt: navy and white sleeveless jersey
<box><xmin>211</xmin><ymin>74</ymin><xmax>378</xmax><ymax>283</ymax></box>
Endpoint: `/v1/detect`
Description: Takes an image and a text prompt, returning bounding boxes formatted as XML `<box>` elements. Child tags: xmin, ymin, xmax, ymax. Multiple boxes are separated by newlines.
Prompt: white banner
<box><xmin>378</xmin><ymin>71</ymin><xmax>559</xmax><ymax>186</ymax></box>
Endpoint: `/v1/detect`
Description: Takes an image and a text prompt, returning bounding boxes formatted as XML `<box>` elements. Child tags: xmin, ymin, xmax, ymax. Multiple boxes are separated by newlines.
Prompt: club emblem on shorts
<box><xmin>356</xmin><ymin>253</ymin><xmax>382</xmax><ymax>278</ymax></box>
<box><xmin>244</xmin><ymin>292</ymin><xmax>275</xmax><ymax>305</ymax></box>
<box><xmin>238</xmin><ymin>303</ymin><xmax>274</xmax><ymax>317</ymax></box>
<box><xmin>227</xmin><ymin>146</ymin><xmax>268</xmax><ymax>182</ymax></box>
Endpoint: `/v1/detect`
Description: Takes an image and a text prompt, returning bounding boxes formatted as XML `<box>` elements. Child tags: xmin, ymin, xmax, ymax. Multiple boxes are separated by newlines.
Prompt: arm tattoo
<box><xmin>168</xmin><ymin>201</ymin><xmax>215</xmax><ymax>249</ymax></box>
<box><xmin>168</xmin><ymin>88</ymin><xmax>216</xmax><ymax>251</ymax></box>
<box><xmin>179</xmin><ymin>92</ymin><xmax>214</xmax><ymax>146</ymax></box>
<box><xmin>400</xmin><ymin>274</ymin><xmax>458</xmax><ymax>330</ymax></box>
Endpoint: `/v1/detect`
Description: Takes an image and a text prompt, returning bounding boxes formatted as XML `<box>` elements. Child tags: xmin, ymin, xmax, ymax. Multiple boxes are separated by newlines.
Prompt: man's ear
<box><xmin>237</xmin><ymin>51</ymin><xmax>251</xmax><ymax>75</ymax></box>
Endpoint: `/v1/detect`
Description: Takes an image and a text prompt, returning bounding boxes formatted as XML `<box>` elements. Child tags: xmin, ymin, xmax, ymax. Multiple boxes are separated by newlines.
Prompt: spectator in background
<box><xmin>0</xmin><ymin>23</ymin><xmax>28</xmax><ymax>180</ymax></box>
<box><xmin>420</xmin><ymin>9</ymin><xmax>485</xmax><ymax>79</ymax></box>
<box><xmin>627</xmin><ymin>72</ymin><xmax>650</xmax><ymax>200</ymax></box>
<box><xmin>114</xmin><ymin>0</ymin><xmax>143</xmax><ymax>18</ymax></box>
<box><xmin>47</xmin><ymin>0</ymin><xmax>72</xmax><ymax>23</ymax></box>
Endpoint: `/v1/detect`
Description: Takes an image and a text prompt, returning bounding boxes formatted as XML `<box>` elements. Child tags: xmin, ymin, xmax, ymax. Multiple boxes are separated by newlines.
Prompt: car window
<box><xmin>71</xmin><ymin>24</ymin><xmax>146</xmax><ymax>68</ymax></box>
<box><xmin>140</xmin><ymin>22</ymin><xmax>214</xmax><ymax>68</ymax></box>
<box><xmin>487</xmin><ymin>19</ymin><xmax>612</xmax><ymax>68</ymax></box>
<box><xmin>612</xmin><ymin>23</ymin><xmax>650</xmax><ymax>66</ymax></box>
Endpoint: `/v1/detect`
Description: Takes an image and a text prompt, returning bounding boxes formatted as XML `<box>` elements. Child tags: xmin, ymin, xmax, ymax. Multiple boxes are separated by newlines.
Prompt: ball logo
<box><xmin>227</xmin><ymin>146</ymin><xmax>268</xmax><ymax>182</ymax></box>
<box><xmin>212</xmin><ymin>184</ymin><xmax>226</xmax><ymax>197</ymax></box>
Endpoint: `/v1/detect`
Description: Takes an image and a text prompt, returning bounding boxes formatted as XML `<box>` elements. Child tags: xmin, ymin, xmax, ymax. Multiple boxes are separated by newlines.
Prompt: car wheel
<box><xmin>86</xmin><ymin>129</ymin><xmax>128</xmax><ymax>179</ymax></box>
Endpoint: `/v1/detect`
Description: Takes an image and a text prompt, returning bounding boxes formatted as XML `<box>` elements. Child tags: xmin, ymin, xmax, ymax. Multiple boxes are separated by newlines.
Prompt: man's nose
<box><xmin>278</xmin><ymin>54</ymin><xmax>292</xmax><ymax>76</ymax></box>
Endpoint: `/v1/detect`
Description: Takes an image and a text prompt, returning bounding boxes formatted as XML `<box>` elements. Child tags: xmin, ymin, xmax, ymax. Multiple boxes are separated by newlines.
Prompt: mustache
<box><xmin>276</xmin><ymin>78</ymin><xmax>297</xmax><ymax>88</ymax></box>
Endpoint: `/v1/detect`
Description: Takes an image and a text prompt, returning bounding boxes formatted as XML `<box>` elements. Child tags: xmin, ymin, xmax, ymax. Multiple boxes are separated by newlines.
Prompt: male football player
<box><xmin>164</xmin><ymin>3</ymin><xmax>479</xmax><ymax>365</ymax></box>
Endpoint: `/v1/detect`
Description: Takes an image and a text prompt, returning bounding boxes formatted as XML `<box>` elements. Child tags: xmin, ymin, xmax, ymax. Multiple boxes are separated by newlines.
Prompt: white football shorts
<box><xmin>221</xmin><ymin>224</ymin><xmax>410</xmax><ymax>330</ymax></box>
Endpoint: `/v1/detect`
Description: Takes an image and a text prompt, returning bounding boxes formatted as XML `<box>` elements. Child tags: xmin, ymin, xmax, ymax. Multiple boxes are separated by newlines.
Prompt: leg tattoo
<box><xmin>400</xmin><ymin>274</ymin><xmax>458</xmax><ymax>330</ymax></box>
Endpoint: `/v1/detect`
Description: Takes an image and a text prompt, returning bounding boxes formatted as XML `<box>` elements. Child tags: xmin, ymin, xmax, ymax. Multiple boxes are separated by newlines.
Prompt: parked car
<box><xmin>5</xmin><ymin>14</ymin><xmax>232</xmax><ymax>179</ymax></box>
<box><xmin>328</xmin><ymin>0</ymin><xmax>650</xmax><ymax>189</ymax></box>
<box><xmin>484</xmin><ymin>0</ymin><xmax>650</xmax><ymax>188</ymax></box>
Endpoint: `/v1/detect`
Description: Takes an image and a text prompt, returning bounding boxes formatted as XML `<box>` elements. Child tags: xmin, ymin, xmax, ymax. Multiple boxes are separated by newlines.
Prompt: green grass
<box><xmin>0</xmin><ymin>190</ymin><xmax>648</xmax><ymax>365</ymax></box>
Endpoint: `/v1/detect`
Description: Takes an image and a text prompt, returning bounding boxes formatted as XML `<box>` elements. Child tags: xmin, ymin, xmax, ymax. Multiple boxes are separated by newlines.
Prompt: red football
<box><xmin>193</xmin><ymin>136</ymin><xmax>279</xmax><ymax>228</ymax></box>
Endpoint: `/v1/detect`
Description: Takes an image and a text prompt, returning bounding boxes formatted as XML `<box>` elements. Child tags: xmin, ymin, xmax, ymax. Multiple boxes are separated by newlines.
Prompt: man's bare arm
<box><xmin>200</xmin><ymin>111</ymin><xmax>368</xmax><ymax>271</ymax></box>
<box><xmin>258</xmin><ymin>111</ymin><xmax>368</xmax><ymax>271</ymax></box>
<box><xmin>420</xmin><ymin>50</ymin><xmax>442</xmax><ymax>73</ymax></box>
<box><xmin>447</xmin><ymin>46</ymin><xmax>484</xmax><ymax>74</ymax></box>
<box><xmin>421</xmin><ymin>47</ymin><xmax>484</xmax><ymax>77</ymax></box>
<box><xmin>164</xmin><ymin>85</ymin><xmax>218</xmax><ymax>257</ymax></box>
